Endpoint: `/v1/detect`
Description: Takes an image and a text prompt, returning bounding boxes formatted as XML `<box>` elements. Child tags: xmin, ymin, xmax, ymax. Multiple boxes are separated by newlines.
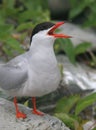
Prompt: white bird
<box><xmin>0</xmin><ymin>22</ymin><xmax>71</xmax><ymax>118</ymax></box>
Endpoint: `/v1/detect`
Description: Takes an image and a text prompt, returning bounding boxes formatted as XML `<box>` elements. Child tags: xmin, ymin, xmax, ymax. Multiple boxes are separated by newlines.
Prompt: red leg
<box><xmin>13</xmin><ymin>97</ymin><xmax>26</xmax><ymax>119</ymax></box>
<box><xmin>32</xmin><ymin>97</ymin><xmax>44</xmax><ymax>116</ymax></box>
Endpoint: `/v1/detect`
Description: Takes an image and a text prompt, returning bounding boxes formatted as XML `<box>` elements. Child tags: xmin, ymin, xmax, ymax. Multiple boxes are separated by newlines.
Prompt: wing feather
<box><xmin>0</xmin><ymin>58</ymin><xmax>28</xmax><ymax>90</ymax></box>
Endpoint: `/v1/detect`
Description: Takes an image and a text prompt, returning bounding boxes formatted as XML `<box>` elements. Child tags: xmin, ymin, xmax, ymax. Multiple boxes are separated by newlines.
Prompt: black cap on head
<box><xmin>30</xmin><ymin>22</ymin><xmax>55</xmax><ymax>43</ymax></box>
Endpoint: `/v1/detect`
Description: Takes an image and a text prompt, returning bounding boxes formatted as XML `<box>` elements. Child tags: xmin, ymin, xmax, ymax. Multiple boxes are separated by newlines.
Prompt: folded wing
<box><xmin>0</xmin><ymin>63</ymin><xmax>28</xmax><ymax>90</ymax></box>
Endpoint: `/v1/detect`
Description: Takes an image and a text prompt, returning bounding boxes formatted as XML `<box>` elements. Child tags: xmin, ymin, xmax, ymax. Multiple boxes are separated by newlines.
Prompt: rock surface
<box><xmin>0</xmin><ymin>98</ymin><xmax>70</xmax><ymax>130</ymax></box>
<box><xmin>83</xmin><ymin>121</ymin><xmax>95</xmax><ymax>130</ymax></box>
<box><xmin>60</xmin><ymin>23</ymin><xmax>96</xmax><ymax>49</ymax></box>
<box><xmin>57</xmin><ymin>55</ymin><xmax>96</xmax><ymax>92</ymax></box>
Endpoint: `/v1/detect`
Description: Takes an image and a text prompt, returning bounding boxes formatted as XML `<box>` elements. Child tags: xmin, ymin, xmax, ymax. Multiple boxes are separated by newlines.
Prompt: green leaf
<box><xmin>6</xmin><ymin>37</ymin><xmax>24</xmax><ymax>53</ymax></box>
<box><xmin>55</xmin><ymin>95</ymin><xmax>80</xmax><ymax>114</ymax></box>
<box><xmin>24</xmin><ymin>100</ymin><xmax>29</xmax><ymax>107</ymax></box>
<box><xmin>69</xmin><ymin>0</ymin><xmax>95</xmax><ymax>19</ymax></box>
<box><xmin>69</xmin><ymin>1</ymin><xmax>85</xmax><ymax>19</ymax></box>
<box><xmin>75</xmin><ymin>93</ymin><xmax>96</xmax><ymax>115</ymax></box>
<box><xmin>92</xmin><ymin>128</ymin><xmax>96</xmax><ymax>130</ymax></box>
<box><xmin>69</xmin><ymin>6</ymin><xmax>83</xmax><ymax>19</ymax></box>
<box><xmin>2</xmin><ymin>37</ymin><xmax>24</xmax><ymax>58</ymax></box>
<box><xmin>18</xmin><ymin>10</ymin><xmax>33</xmax><ymax>23</ymax></box>
<box><xmin>55</xmin><ymin>113</ymin><xmax>79</xmax><ymax>129</ymax></box>
<box><xmin>90</xmin><ymin>2</ymin><xmax>96</xmax><ymax>13</ymax></box>
<box><xmin>59</xmin><ymin>39</ymin><xmax>76</xmax><ymax>64</ymax></box>
<box><xmin>16</xmin><ymin>22</ymin><xmax>34</xmax><ymax>32</ymax></box>
<box><xmin>0</xmin><ymin>24</ymin><xmax>14</xmax><ymax>40</ymax></box>
<box><xmin>2</xmin><ymin>46</ymin><xmax>13</xmax><ymax>57</ymax></box>
<box><xmin>0</xmin><ymin>16</ymin><xmax>5</xmax><ymax>24</ymax></box>
<box><xmin>75</xmin><ymin>42</ymin><xmax>92</xmax><ymax>55</ymax></box>
<box><xmin>83</xmin><ymin>12</ymin><xmax>96</xmax><ymax>27</ymax></box>
<box><xmin>3</xmin><ymin>0</ymin><xmax>15</xmax><ymax>9</ymax></box>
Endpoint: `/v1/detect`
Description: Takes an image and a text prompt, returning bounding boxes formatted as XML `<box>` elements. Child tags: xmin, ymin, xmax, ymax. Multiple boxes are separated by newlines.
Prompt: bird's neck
<box><xmin>27</xmin><ymin>38</ymin><xmax>57</xmax><ymax>66</ymax></box>
<box><xmin>24</xmin><ymin>38</ymin><xmax>59</xmax><ymax>75</ymax></box>
<box><xmin>29</xmin><ymin>38</ymin><xmax>55</xmax><ymax>54</ymax></box>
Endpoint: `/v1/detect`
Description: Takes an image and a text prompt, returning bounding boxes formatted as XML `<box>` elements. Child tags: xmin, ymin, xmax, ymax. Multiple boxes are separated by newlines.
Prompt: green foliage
<box><xmin>16</xmin><ymin>22</ymin><xmax>34</xmax><ymax>32</ymax></box>
<box><xmin>55</xmin><ymin>113</ymin><xmax>79</xmax><ymax>130</ymax></box>
<box><xmin>60</xmin><ymin>39</ymin><xmax>76</xmax><ymax>64</ymax></box>
<box><xmin>0</xmin><ymin>0</ymin><xmax>50</xmax><ymax>24</ymax></box>
<box><xmin>54</xmin><ymin>95</ymin><xmax>80</xmax><ymax>129</ymax></box>
<box><xmin>69</xmin><ymin>0</ymin><xmax>92</xmax><ymax>19</ymax></box>
<box><xmin>0</xmin><ymin>23</ymin><xmax>14</xmax><ymax>40</ymax></box>
<box><xmin>3</xmin><ymin>37</ymin><xmax>24</xmax><ymax>57</ymax></box>
<box><xmin>54</xmin><ymin>95</ymin><xmax>80</xmax><ymax>114</ymax></box>
<box><xmin>75</xmin><ymin>92</ymin><xmax>96</xmax><ymax>115</ymax></box>
<box><xmin>75</xmin><ymin>42</ymin><xmax>91</xmax><ymax>55</ymax></box>
<box><xmin>54</xmin><ymin>39</ymin><xmax>92</xmax><ymax>64</ymax></box>
<box><xmin>69</xmin><ymin>0</ymin><xmax>96</xmax><ymax>27</ymax></box>
<box><xmin>54</xmin><ymin>93</ymin><xmax>96</xmax><ymax>129</ymax></box>
<box><xmin>92</xmin><ymin>128</ymin><xmax>96</xmax><ymax>130</ymax></box>
<box><xmin>0</xmin><ymin>0</ymin><xmax>50</xmax><ymax>60</ymax></box>
<box><xmin>89</xmin><ymin>51</ymin><xmax>96</xmax><ymax>68</ymax></box>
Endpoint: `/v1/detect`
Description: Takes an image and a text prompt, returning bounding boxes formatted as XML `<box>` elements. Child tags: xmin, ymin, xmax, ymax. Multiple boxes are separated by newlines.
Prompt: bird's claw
<box><xmin>32</xmin><ymin>110</ymin><xmax>44</xmax><ymax>116</ymax></box>
<box><xmin>16</xmin><ymin>111</ymin><xmax>27</xmax><ymax>119</ymax></box>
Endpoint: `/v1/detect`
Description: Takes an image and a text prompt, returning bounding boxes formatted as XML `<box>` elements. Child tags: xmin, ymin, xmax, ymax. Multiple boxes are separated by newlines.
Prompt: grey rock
<box><xmin>0</xmin><ymin>98</ymin><xmax>70</xmax><ymax>130</ymax></box>
<box><xmin>60</xmin><ymin>23</ymin><xmax>96</xmax><ymax>49</ymax></box>
<box><xmin>83</xmin><ymin>121</ymin><xmax>95</xmax><ymax>130</ymax></box>
<box><xmin>57</xmin><ymin>55</ymin><xmax>96</xmax><ymax>92</ymax></box>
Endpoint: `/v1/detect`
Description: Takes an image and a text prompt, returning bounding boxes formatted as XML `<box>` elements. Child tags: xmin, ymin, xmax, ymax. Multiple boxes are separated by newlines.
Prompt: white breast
<box><xmin>11</xmin><ymin>36</ymin><xmax>61</xmax><ymax>97</ymax></box>
<box><xmin>22</xmin><ymin>46</ymin><xmax>61</xmax><ymax>97</ymax></box>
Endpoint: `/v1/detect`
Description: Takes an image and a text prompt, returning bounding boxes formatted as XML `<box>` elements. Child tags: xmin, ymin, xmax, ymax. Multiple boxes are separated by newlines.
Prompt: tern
<box><xmin>0</xmin><ymin>22</ymin><xmax>71</xmax><ymax>118</ymax></box>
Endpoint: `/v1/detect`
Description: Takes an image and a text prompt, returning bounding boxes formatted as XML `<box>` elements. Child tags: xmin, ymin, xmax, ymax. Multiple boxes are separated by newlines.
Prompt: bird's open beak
<box><xmin>48</xmin><ymin>22</ymin><xmax>72</xmax><ymax>38</ymax></box>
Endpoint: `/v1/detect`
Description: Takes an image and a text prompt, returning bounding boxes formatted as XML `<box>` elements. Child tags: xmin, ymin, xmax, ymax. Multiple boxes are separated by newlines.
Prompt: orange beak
<box><xmin>48</xmin><ymin>22</ymin><xmax>72</xmax><ymax>38</ymax></box>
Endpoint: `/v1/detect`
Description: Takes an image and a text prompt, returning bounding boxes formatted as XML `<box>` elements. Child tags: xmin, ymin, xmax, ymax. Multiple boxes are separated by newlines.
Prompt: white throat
<box><xmin>30</xmin><ymin>34</ymin><xmax>55</xmax><ymax>51</ymax></box>
<box><xmin>28</xmin><ymin>34</ymin><xmax>57</xmax><ymax>70</ymax></box>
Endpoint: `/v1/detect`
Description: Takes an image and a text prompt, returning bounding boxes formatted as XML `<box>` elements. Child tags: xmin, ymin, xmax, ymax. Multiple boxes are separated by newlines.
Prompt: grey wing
<box><xmin>0</xmin><ymin>63</ymin><xmax>28</xmax><ymax>90</ymax></box>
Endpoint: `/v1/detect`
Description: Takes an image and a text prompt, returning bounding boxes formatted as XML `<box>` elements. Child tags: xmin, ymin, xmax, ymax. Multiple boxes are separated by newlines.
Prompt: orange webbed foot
<box><xmin>16</xmin><ymin>111</ymin><xmax>27</xmax><ymax>119</ymax></box>
<box><xmin>32</xmin><ymin>109</ymin><xmax>44</xmax><ymax>116</ymax></box>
